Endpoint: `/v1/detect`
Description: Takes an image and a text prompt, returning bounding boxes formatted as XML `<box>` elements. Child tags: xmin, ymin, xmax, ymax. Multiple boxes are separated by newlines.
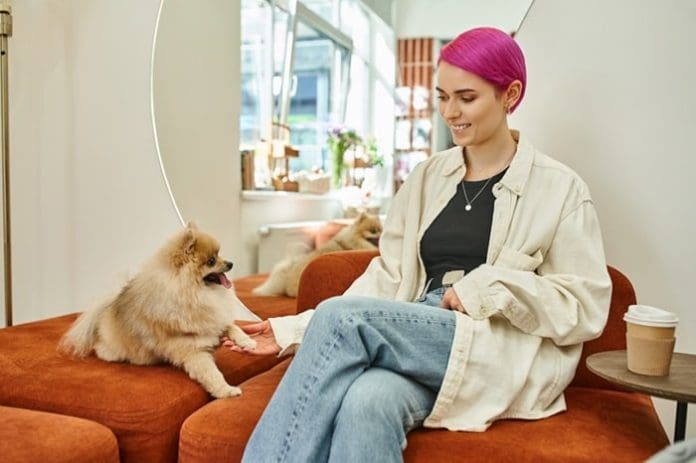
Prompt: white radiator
<box><xmin>256</xmin><ymin>220</ymin><xmax>327</xmax><ymax>273</ymax></box>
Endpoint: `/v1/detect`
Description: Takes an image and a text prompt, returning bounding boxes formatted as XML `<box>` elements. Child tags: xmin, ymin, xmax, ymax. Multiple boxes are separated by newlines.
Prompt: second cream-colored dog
<box><xmin>253</xmin><ymin>213</ymin><xmax>382</xmax><ymax>297</ymax></box>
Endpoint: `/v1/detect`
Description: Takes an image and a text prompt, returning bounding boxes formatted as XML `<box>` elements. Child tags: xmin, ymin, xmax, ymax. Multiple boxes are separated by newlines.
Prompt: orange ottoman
<box><xmin>0</xmin><ymin>274</ymin><xmax>297</xmax><ymax>463</ymax></box>
<box><xmin>179</xmin><ymin>359</ymin><xmax>292</xmax><ymax>463</ymax></box>
<box><xmin>0</xmin><ymin>405</ymin><xmax>119</xmax><ymax>463</ymax></box>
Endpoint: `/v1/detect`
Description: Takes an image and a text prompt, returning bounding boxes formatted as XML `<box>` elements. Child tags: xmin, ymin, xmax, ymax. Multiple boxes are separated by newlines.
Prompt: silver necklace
<box><xmin>460</xmin><ymin>176</ymin><xmax>494</xmax><ymax>211</ymax></box>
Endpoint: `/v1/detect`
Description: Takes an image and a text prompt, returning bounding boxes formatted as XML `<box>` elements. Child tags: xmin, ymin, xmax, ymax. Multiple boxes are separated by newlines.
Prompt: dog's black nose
<box><xmin>224</xmin><ymin>261</ymin><xmax>233</xmax><ymax>271</ymax></box>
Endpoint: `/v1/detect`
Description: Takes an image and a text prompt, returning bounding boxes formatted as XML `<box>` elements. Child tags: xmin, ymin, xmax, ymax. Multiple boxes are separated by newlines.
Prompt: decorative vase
<box><xmin>331</xmin><ymin>147</ymin><xmax>346</xmax><ymax>189</ymax></box>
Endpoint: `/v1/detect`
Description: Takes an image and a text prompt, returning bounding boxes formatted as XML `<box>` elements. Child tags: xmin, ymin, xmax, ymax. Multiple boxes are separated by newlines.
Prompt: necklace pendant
<box><xmin>465</xmin><ymin>204</ymin><xmax>472</xmax><ymax>211</ymax></box>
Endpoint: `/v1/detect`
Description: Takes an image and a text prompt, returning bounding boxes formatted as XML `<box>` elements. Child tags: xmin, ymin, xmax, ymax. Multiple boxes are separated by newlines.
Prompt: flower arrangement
<box><xmin>327</xmin><ymin>127</ymin><xmax>362</xmax><ymax>188</ymax></box>
<box><xmin>327</xmin><ymin>127</ymin><xmax>383</xmax><ymax>188</ymax></box>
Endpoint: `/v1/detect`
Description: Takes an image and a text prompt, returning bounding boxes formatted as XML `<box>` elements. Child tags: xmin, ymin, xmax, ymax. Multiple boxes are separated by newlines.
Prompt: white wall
<box><xmin>152</xmin><ymin>0</ymin><xmax>243</xmax><ymax>265</ymax></box>
<box><xmin>4</xmin><ymin>0</ymin><xmax>180</xmax><ymax>325</ymax></box>
<box><xmin>513</xmin><ymin>0</ymin><xmax>696</xmax><ymax>441</ymax></box>
<box><xmin>394</xmin><ymin>0</ymin><xmax>533</xmax><ymax>39</ymax></box>
<box><xmin>361</xmin><ymin>0</ymin><xmax>394</xmax><ymax>27</ymax></box>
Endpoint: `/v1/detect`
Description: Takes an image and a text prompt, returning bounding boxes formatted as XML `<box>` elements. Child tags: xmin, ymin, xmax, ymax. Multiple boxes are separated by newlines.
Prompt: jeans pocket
<box><xmin>420</xmin><ymin>286</ymin><xmax>446</xmax><ymax>307</ymax></box>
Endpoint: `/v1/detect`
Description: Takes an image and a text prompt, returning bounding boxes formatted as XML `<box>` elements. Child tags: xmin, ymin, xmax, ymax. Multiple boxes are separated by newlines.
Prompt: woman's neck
<box><xmin>462</xmin><ymin>127</ymin><xmax>517</xmax><ymax>180</ymax></box>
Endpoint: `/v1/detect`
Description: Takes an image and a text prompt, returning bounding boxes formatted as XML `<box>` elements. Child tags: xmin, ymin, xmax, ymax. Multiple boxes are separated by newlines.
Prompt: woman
<box><xmin>225</xmin><ymin>27</ymin><xmax>611</xmax><ymax>462</ymax></box>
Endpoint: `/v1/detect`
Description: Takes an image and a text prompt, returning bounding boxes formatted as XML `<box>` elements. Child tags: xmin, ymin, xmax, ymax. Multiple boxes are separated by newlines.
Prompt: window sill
<box><xmin>241</xmin><ymin>190</ymin><xmax>344</xmax><ymax>202</ymax></box>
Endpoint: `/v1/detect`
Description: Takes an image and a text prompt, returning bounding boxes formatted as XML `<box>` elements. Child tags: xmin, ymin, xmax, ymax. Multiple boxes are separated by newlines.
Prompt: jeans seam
<box><xmin>278</xmin><ymin>318</ymin><xmax>349</xmax><ymax>462</ymax></box>
<box><xmin>361</xmin><ymin>313</ymin><xmax>456</xmax><ymax>328</ymax></box>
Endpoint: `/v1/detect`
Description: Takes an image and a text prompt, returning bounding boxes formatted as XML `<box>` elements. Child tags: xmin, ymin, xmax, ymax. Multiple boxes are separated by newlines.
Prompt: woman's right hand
<box><xmin>222</xmin><ymin>320</ymin><xmax>281</xmax><ymax>356</ymax></box>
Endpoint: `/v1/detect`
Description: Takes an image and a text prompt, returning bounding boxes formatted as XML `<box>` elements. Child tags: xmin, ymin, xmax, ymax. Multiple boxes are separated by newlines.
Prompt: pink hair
<box><xmin>439</xmin><ymin>27</ymin><xmax>526</xmax><ymax>113</ymax></box>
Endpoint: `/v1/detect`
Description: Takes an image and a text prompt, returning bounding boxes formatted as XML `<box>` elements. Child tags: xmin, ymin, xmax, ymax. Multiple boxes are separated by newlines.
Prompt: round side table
<box><xmin>587</xmin><ymin>350</ymin><xmax>696</xmax><ymax>442</ymax></box>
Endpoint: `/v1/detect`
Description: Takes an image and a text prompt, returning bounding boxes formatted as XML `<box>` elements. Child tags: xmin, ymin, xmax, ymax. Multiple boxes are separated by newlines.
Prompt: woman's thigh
<box><xmin>307</xmin><ymin>293</ymin><xmax>456</xmax><ymax>390</ymax></box>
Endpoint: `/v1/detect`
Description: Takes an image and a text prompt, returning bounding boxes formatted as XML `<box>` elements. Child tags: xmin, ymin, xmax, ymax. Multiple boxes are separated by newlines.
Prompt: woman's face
<box><xmin>436</xmin><ymin>61</ymin><xmax>509</xmax><ymax>148</ymax></box>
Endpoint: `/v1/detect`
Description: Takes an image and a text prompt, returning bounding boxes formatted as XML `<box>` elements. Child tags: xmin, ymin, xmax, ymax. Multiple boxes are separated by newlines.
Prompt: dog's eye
<box><xmin>206</xmin><ymin>257</ymin><xmax>216</xmax><ymax>266</ymax></box>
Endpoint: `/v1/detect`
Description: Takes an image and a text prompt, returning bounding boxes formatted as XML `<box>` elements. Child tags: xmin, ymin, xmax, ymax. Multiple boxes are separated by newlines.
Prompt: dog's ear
<box><xmin>182</xmin><ymin>228</ymin><xmax>197</xmax><ymax>255</ymax></box>
<box><xmin>170</xmin><ymin>228</ymin><xmax>197</xmax><ymax>268</ymax></box>
<box><xmin>355</xmin><ymin>211</ymin><xmax>367</xmax><ymax>222</ymax></box>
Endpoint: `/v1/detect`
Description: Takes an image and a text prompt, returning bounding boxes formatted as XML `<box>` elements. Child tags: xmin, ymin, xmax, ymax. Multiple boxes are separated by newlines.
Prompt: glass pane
<box><xmin>287</xmin><ymin>19</ymin><xmax>350</xmax><ymax>173</ymax></box>
<box><xmin>342</xmin><ymin>1</ymin><xmax>369</xmax><ymax>58</ymax></box>
<box><xmin>302</xmin><ymin>0</ymin><xmax>338</xmax><ymax>26</ymax></box>
<box><xmin>272</xmin><ymin>7</ymin><xmax>290</xmax><ymax>123</ymax></box>
<box><xmin>240</xmin><ymin>0</ymin><xmax>271</xmax><ymax>145</ymax></box>
<box><xmin>240</xmin><ymin>1</ymin><xmax>289</xmax><ymax>144</ymax></box>
<box><xmin>374</xmin><ymin>18</ymin><xmax>395</xmax><ymax>82</ymax></box>
<box><xmin>344</xmin><ymin>57</ymin><xmax>368</xmax><ymax>137</ymax></box>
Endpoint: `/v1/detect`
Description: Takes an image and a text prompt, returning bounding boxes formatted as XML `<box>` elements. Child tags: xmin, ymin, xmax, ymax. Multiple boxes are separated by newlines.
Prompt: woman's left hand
<box><xmin>441</xmin><ymin>287</ymin><xmax>467</xmax><ymax>313</ymax></box>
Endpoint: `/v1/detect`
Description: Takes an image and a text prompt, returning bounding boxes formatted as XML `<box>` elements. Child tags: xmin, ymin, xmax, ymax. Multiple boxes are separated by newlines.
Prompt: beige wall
<box><xmin>152</xmin><ymin>0</ymin><xmax>243</xmax><ymax>263</ymax></box>
<box><xmin>2</xmin><ymin>0</ymin><xmax>180</xmax><ymax>325</ymax></box>
<box><xmin>513</xmin><ymin>0</ymin><xmax>695</xmax><ymax>440</ymax></box>
<box><xmin>394</xmin><ymin>0</ymin><xmax>533</xmax><ymax>39</ymax></box>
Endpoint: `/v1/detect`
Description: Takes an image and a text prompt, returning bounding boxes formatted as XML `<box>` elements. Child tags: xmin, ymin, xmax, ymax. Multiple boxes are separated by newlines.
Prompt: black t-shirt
<box><xmin>420</xmin><ymin>169</ymin><xmax>507</xmax><ymax>290</ymax></box>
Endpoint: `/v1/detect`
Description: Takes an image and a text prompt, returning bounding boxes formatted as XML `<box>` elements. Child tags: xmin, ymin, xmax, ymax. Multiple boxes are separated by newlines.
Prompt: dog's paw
<box><xmin>212</xmin><ymin>384</ymin><xmax>242</xmax><ymax>399</ymax></box>
<box><xmin>235</xmin><ymin>336</ymin><xmax>257</xmax><ymax>350</ymax></box>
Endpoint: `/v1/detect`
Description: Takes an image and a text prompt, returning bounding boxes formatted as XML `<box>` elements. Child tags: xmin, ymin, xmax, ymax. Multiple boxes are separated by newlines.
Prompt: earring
<box><xmin>503</xmin><ymin>104</ymin><xmax>510</xmax><ymax>114</ymax></box>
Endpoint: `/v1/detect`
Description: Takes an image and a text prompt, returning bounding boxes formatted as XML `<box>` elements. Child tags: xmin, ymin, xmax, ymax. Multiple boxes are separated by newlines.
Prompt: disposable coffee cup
<box><xmin>624</xmin><ymin>305</ymin><xmax>678</xmax><ymax>376</ymax></box>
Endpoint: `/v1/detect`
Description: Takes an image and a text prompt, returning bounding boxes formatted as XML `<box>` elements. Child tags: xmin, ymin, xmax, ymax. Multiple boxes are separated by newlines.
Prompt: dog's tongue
<box><xmin>219</xmin><ymin>273</ymin><xmax>232</xmax><ymax>289</ymax></box>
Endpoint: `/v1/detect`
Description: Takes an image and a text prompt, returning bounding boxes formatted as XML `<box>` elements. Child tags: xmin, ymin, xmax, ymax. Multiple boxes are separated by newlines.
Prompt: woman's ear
<box><xmin>504</xmin><ymin>80</ymin><xmax>523</xmax><ymax>111</ymax></box>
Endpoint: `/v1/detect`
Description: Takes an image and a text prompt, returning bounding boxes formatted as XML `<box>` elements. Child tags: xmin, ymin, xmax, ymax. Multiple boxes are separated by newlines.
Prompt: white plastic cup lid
<box><xmin>624</xmin><ymin>304</ymin><xmax>679</xmax><ymax>328</ymax></box>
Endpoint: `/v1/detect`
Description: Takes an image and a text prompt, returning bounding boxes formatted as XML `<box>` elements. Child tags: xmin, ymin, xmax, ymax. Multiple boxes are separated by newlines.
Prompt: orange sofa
<box><xmin>0</xmin><ymin>274</ymin><xmax>296</xmax><ymax>463</ymax></box>
<box><xmin>178</xmin><ymin>250</ymin><xmax>670</xmax><ymax>462</ymax></box>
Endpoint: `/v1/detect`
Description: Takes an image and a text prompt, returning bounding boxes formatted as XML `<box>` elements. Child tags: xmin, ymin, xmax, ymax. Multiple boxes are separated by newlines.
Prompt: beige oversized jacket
<box><xmin>270</xmin><ymin>131</ymin><xmax>612</xmax><ymax>431</ymax></box>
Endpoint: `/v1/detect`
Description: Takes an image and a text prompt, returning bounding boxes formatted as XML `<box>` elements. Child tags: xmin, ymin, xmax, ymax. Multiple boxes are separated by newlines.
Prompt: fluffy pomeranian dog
<box><xmin>60</xmin><ymin>223</ymin><xmax>259</xmax><ymax>398</ymax></box>
<box><xmin>253</xmin><ymin>212</ymin><xmax>382</xmax><ymax>297</ymax></box>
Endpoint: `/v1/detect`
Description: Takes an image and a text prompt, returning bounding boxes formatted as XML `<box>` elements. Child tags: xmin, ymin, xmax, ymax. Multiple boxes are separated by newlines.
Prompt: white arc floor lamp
<box><xmin>1</xmin><ymin>4</ymin><xmax>12</xmax><ymax>327</ymax></box>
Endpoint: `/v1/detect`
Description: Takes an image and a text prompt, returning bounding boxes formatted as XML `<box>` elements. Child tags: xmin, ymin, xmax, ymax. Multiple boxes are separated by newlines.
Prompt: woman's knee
<box><xmin>338</xmin><ymin>375</ymin><xmax>401</xmax><ymax>425</ymax></box>
<box><xmin>312</xmin><ymin>296</ymin><xmax>374</xmax><ymax>325</ymax></box>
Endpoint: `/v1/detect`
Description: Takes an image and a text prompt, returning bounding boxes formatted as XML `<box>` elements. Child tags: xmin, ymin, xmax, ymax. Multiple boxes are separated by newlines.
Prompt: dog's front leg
<box><xmin>181</xmin><ymin>351</ymin><xmax>241</xmax><ymax>398</ymax></box>
<box><xmin>227</xmin><ymin>324</ymin><xmax>257</xmax><ymax>349</ymax></box>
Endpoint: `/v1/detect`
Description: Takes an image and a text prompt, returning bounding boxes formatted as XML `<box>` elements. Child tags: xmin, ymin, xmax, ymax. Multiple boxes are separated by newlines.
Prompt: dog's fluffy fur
<box><xmin>59</xmin><ymin>224</ymin><xmax>259</xmax><ymax>398</ymax></box>
<box><xmin>253</xmin><ymin>212</ymin><xmax>382</xmax><ymax>297</ymax></box>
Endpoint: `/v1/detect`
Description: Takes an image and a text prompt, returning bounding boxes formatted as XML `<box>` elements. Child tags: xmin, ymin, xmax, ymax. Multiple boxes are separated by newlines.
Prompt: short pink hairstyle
<box><xmin>439</xmin><ymin>27</ymin><xmax>526</xmax><ymax>113</ymax></box>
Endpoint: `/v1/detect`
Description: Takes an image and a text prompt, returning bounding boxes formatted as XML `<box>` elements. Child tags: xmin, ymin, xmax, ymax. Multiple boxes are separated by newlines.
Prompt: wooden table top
<box><xmin>586</xmin><ymin>350</ymin><xmax>696</xmax><ymax>403</ymax></box>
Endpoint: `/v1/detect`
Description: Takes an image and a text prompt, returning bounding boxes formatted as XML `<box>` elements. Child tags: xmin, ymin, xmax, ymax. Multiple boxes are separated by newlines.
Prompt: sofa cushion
<box><xmin>403</xmin><ymin>386</ymin><xmax>668</xmax><ymax>462</ymax></box>
<box><xmin>233</xmin><ymin>272</ymin><xmax>299</xmax><ymax>316</ymax></box>
<box><xmin>0</xmin><ymin>275</ymin><xmax>295</xmax><ymax>463</ymax></box>
<box><xmin>179</xmin><ymin>358</ymin><xmax>293</xmax><ymax>462</ymax></box>
<box><xmin>178</xmin><ymin>359</ymin><xmax>668</xmax><ymax>462</ymax></box>
<box><xmin>0</xmin><ymin>405</ymin><xmax>119</xmax><ymax>463</ymax></box>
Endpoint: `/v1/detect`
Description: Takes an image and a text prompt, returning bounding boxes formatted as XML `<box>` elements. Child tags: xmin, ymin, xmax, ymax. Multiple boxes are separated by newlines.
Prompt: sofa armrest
<box><xmin>296</xmin><ymin>250</ymin><xmax>379</xmax><ymax>313</ymax></box>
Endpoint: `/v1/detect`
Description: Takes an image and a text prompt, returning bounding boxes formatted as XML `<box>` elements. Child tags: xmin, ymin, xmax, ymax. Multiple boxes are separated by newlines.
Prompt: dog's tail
<box><xmin>252</xmin><ymin>259</ymin><xmax>292</xmax><ymax>296</ymax></box>
<box><xmin>58</xmin><ymin>295</ymin><xmax>114</xmax><ymax>357</ymax></box>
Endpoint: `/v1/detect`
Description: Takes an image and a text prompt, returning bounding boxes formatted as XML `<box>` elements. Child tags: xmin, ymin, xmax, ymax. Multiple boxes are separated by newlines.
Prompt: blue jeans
<box><xmin>242</xmin><ymin>287</ymin><xmax>456</xmax><ymax>463</ymax></box>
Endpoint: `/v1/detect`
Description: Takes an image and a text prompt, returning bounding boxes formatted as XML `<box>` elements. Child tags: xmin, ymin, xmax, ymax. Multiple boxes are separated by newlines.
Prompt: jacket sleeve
<box><xmin>452</xmin><ymin>200</ymin><xmax>612</xmax><ymax>346</ymax></box>
<box><xmin>268</xmin><ymin>309</ymin><xmax>316</xmax><ymax>356</ymax></box>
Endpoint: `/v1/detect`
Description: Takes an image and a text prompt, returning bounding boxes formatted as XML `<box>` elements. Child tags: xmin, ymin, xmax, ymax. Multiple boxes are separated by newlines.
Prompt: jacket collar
<box><xmin>440</xmin><ymin>130</ymin><xmax>534</xmax><ymax>197</ymax></box>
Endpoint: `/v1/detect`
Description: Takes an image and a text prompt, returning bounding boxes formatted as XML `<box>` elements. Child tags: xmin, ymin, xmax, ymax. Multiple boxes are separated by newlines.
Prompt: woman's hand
<box><xmin>222</xmin><ymin>320</ymin><xmax>281</xmax><ymax>356</ymax></box>
<box><xmin>440</xmin><ymin>287</ymin><xmax>467</xmax><ymax>313</ymax></box>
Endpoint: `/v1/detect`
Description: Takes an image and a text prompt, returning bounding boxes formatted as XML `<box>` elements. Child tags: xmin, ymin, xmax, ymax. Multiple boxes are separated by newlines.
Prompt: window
<box><xmin>240</xmin><ymin>0</ymin><xmax>395</xmax><ymax>196</ymax></box>
<box><xmin>287</xmin><ymin>19</ymin><xmax>351</xmax><ymax>172</ymax></box>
